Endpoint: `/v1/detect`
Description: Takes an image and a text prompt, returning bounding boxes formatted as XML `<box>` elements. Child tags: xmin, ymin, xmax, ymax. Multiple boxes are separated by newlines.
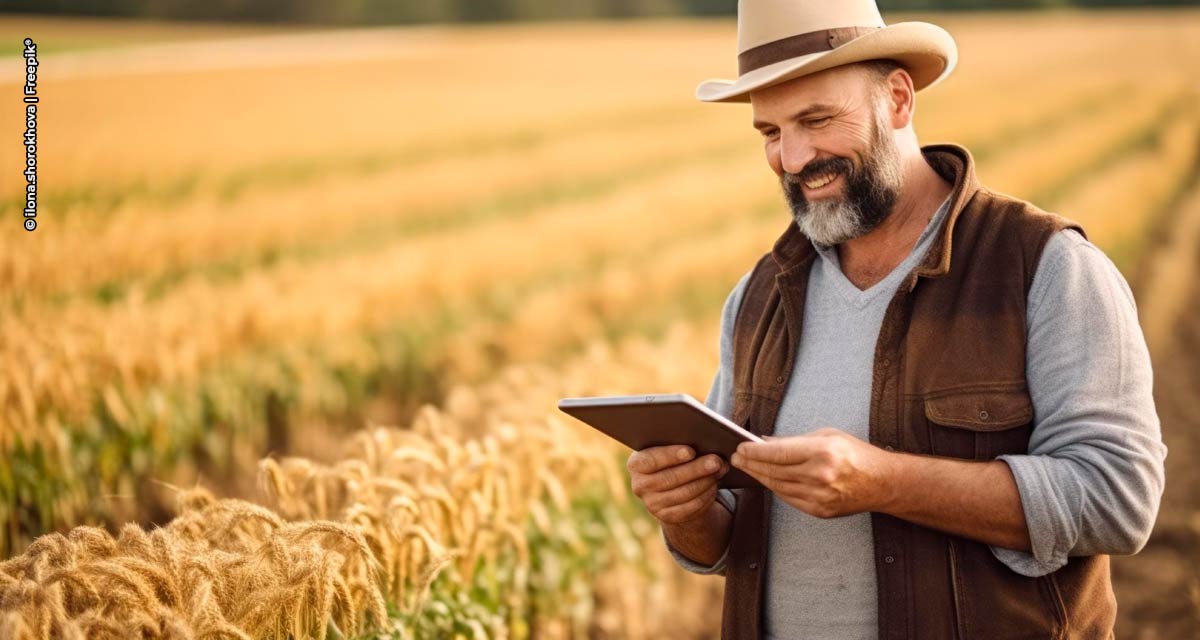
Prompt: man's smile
<box><xmin>802</xmin><ymin>170</ymin><xmax>845</xmax><ymax>198</ymax></box>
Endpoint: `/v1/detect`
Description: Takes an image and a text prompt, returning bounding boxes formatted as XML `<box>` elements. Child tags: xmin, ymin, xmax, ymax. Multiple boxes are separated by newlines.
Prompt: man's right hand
<box><xmin>627</xmin><ymin>445</ymin><xmax>729</xmax><ymax>524</ymax></box>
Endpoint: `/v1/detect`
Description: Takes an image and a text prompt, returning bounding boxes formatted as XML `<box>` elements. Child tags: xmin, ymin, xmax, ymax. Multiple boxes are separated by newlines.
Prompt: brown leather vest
<box><xmin>721</xmin><ymin>144</ymin><xmax>1116</xmax><ymax>639</ymax></box>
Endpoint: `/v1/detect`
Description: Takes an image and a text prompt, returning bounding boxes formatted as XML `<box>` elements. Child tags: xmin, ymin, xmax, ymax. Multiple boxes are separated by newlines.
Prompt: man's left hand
<box><xmin>730</xmin><ymin>428</ymin><xmax>895</xmax><ymax>518</ymax></box>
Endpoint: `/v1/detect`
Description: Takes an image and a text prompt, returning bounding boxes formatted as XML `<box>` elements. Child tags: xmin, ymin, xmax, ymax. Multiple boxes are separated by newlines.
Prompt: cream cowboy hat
<box><xmin>696</xmin><ymin>0</ymin><xmax>957</xmax><ymax>103</ymax></box>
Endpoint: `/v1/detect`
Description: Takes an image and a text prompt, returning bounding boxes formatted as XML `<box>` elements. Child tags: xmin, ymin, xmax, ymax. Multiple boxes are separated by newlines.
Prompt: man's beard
<box><xmin>781</xmin><ymin>115</ymin><xmax>903</xmax><ymax>248</ymax></box>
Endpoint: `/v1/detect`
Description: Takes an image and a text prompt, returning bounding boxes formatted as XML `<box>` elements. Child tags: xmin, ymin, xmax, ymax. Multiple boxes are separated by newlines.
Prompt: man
<box><xmin>624</xmin><ymin>1</ymin><xmax>1167</xmax><ymax>638</ymax></box>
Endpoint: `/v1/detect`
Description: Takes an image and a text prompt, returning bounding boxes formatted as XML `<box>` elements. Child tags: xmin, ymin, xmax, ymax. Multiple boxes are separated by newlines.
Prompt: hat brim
<box><xmin>695</xmin><ymin>21</ymin><xmax>957</xmax><ymax>103</ymax></box>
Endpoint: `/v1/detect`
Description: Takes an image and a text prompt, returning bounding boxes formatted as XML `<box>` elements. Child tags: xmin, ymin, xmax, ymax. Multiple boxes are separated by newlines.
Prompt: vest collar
<box><xmin>770</xmin><ymin>143</ymin><xmax>981</xmax><ymax>281</ymax></box>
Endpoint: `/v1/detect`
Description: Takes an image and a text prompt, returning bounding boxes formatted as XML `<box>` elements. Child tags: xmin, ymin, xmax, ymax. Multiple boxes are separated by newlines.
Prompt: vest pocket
<box><xmin>923</xmin><ymin>387</ymin><xmax>1034</xmax><ymax>460</ymax></box>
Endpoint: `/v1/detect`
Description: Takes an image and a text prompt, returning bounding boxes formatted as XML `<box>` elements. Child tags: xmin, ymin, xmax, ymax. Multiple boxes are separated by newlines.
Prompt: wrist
<box><xmin>663</xmin><ymin>498</ymin><xmax>733</xmax><ymax>566</ymax></box>
<box><xmin>872</xmin><ymin>447</ymin><xmax>907</xmax><ymax>514</ymax></box>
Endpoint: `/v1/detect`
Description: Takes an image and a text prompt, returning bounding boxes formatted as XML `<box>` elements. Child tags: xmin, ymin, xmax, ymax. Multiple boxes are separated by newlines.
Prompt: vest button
<box><xmin>979</xmin><ymin>410</ymin><xmax>990</xmax><ymax>421</ymax></box>
<box><xmin>775</xmin><ymin>376</ymin><xmax>784</xmax><ymax>384</ymax></box>
<box><xmin>749</xmin><ymin>562</ymin><xmax>759</xmax><ymax>569</ymax></box>
<box><xmin>884</xmin><ymin>555</ymin><xmax>895</xmax><ymax>564</ymax></box>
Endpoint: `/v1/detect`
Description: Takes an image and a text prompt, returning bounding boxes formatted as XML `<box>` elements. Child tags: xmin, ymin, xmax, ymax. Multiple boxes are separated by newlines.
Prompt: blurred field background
<box><xmin>1</xmin><ymin>2</ymin><xmax>1199</xmax><ymax>638</ymax></box>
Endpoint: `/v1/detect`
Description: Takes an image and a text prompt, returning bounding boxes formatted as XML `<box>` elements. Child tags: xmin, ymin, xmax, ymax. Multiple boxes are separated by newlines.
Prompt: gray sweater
<box><xmin>662</xmin><ymin>196</ymin><xmax>1168</xmax><ymax>639</ymax></box>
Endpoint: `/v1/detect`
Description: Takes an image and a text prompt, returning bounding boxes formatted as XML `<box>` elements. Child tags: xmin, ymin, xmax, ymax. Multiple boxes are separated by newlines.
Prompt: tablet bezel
<box><xmin>558</xmin><ymin>393</ymin><xmax>764</xmax><ymax>445</ymax></box>
<box><xmin>557</xmin><ymin>392</ymin><xmax>765</xmax><ymax>489</ymax></box>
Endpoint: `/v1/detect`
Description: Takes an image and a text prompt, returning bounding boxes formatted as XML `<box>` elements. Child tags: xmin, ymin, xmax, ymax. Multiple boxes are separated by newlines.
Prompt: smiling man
<box><xmin>623</xmin><ymin>1</ymin><xmax>1167</xmax><ymax>639</ymax></box>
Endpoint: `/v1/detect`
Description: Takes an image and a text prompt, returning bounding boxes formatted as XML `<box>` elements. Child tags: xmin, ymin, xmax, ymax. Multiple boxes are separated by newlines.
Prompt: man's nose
<box><xmin>778</xmin><ymin>129</ymin><xmax>818</xmax><ymax>176</ymax></box>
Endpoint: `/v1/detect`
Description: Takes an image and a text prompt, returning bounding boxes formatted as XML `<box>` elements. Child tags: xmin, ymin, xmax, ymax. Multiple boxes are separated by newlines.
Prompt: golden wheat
<box><xmin>248</xmin><ymin>321</ymin><xmax>727</xmax><ymax>637</ymax></box>
<box><xmin>0</xmin><ymin>489</ymin><xmax>389</xmax><ymax>639</ymax></box>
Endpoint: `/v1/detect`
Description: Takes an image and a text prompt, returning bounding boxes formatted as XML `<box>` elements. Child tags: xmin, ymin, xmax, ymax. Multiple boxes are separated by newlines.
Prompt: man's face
<box><xmin>750</xmin><ymin>64</ymin><xmax>903</xmax><ymax>247</ymax></box>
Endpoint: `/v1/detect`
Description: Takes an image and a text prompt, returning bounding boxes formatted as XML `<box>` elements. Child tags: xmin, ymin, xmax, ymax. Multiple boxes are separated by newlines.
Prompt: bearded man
<box><xmin>624</xmin><ymin>1</ymin><xmax>1167</xmax><ymax>638</ymax></box>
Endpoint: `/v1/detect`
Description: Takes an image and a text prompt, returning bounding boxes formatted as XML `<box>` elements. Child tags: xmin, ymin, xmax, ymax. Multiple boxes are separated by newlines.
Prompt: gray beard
<box><xmin>792</xmin><ymin>199</ymin><xmax>874</xmax><ymax>248</ymax></box>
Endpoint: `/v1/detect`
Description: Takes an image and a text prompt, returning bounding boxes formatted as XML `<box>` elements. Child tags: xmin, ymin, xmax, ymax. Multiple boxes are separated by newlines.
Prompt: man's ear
<box><xmin>881</xmin><ymin>67</ymin><xmax>916</xmax><ymax>130</ymax></box>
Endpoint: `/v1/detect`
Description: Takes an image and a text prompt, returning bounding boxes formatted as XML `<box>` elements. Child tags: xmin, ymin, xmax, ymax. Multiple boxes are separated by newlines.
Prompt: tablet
<box><xmin>557</xmin><ymin>393</ymin><xmax>764</xmax><ymax>489</ymax></box>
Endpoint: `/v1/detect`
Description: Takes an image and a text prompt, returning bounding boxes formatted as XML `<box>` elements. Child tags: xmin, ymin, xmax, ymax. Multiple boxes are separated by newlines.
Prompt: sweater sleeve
<box><xmin>662</xmin><ymin>269</ymin><xmax>752</xmax><ymax>575</ymax></box>
<box><xmin>990</xmin><ymin>229</ymin><xmax>1167</xmax><ymax>577</ymax></box>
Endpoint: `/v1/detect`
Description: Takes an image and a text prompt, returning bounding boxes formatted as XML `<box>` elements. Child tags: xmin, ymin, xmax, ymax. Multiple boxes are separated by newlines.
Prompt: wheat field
<box><xmin>2</xmin><ymin>9</ymin><xmax>1199</xmax><ymax>638</ymax></box>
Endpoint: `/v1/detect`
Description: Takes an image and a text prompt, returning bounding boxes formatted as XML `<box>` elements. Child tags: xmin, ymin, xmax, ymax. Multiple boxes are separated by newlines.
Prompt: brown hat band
<box><xmin>738</xmin><ymin>26</ymin><xmax>882</xmax><ymax>75</ymax></box>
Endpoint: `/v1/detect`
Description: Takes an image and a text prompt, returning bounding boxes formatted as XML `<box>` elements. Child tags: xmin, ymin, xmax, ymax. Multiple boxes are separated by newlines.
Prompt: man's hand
<box><xmin>627</xmin><ymin>445</ymin><xmax>729</xmax><ymax>524</ymax></box>
<box><xmin>730</xmin><ymin>428</ymin><xmax>1032</xmax><ymax>551</ymax></box>
<box><xmin>630</xmin><ymin>444</ymin><xmax>735</xmax><ymax>568</ymax></box>
<box><xmin>730</xmin><ymin>428</ymin><xmax>894</xmax><ymax>518</ymax></box>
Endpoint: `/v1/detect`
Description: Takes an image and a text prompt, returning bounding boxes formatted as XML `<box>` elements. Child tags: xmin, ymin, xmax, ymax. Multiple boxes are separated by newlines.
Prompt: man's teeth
<box><xmin>805</xmin><ymin>172</ymin><xmax>838</xmax><ymax>189</ymax></box>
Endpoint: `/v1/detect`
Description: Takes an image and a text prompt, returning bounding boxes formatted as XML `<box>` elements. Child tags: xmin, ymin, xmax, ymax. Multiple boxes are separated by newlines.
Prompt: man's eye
<box><xmin>806</xmin><ymin>117</ymin><xmax>832</xmax><ymax>128</ymax></box>
<box><xmin>761</xmin><ymin>129</ymin><xmax>779</xmax><ymax>139</ymax></box>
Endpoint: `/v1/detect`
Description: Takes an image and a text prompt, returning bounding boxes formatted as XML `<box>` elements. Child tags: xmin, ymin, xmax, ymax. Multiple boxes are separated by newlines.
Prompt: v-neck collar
<box><xmin>813</xmin><ymin>192</ymin><xmax>953</xmax><ymax>309</ymax></box>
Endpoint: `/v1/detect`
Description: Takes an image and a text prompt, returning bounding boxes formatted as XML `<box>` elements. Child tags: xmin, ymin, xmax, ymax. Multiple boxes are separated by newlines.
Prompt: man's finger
<box><xmin>656</xmin><ymin>485</ymin><xmax>718</xmax><ymax>524</ymax></box>
<box><xmin>736</xmin><ymin>464</ymin><xmax>782</xmax><ymax>493</ymax></box>
<box><xmin>645</xmin><ymin>474</ymin><xmax>719</xmax><ymax>513</ymax></box>
<box><xmin>736</xmin><ymin>436</ymin><xmax>819</xmax><ymax>464</ymax></box>
<box><xmin>777</xmin><ymin>491</ymin><xmax>831</xmax><ymax>518</ymax></box>
<box><xmin>772</xmin><ymin>482</ymin><xmax>839</xmax><ymax>519</ymax></box>
<box><xmin>731</xmin><ymin>456</ymin><xmax>819</xmax><ymax>485</ymax></box>
<box><xmin>629</xmin><ymin>445</ymin><xmax>694</xmax><ymax>474</ymax></box>
<box><xmin>736</xmin><ymin>467</ymin><xmax>825</xmax><ymax>509</ymax></box>
<box><xmin>646</xmin><ymin>454</ymin><xmax>724</xmax><ymax>492</ymax></box>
